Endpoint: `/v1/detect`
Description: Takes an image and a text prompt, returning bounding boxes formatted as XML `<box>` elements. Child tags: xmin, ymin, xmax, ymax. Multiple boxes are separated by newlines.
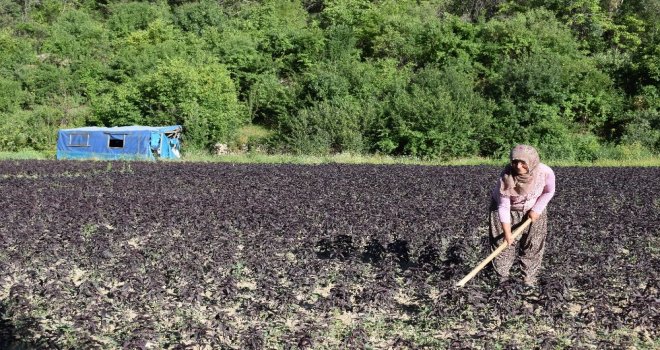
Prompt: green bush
<box><xmin>91</xmin><ymin>82</ymin><xmax>143</xmax><ymax>126</ymax></box>
<box><xmin>0</xmin><ymin>112</ymin><xmax>29</xmax><ymax>151</ymax></box>
<box><xmin>0</xmin><ymin>78</ymin><xmax>24</xmax><ymax>113</ymax></box>
<box><xmin>173</xmin><ymin>0</ymin><xmax>227</xmax><ymax>35</ymax></box>
<box><xmin>0</xmin><ymin>106</ymin><xmax>63</xmax><ymax>151</ymax></box>
<box><xmin>277</xmin><ymin>96</ymin><xmax>365</xmax><ymax>155</ymax></box>
<box><xmin>532</xmin><ymin>117</ymin><xmax>603</xmax><ymax>162</ymax></box>
<box><xmin>106</xmin><ymin>1</ymin><xmax>172</xmax><ymax>38</ymax></box>
<box><xmin>42</xmin><ymin>9</ymin><xmax>108</xmax><ymax>61</ymax></box>
<box><xmin>0</xmin><ymin>28</ymin><xmax>34</xmax><ymax>74</ymax></box>
<box><xmin>378</xmin><ymin>63</ymin><xmax>493</xmax><ymax>159</ymax></box>
<box><xmin>348</xmin><ymin>0</ymin><xmax>459</xmax><ymax>67</ymax></box>
<box><xmin>572</xmin><ymin>133</ymin><xmax>603</xmax><ymax>162</ymax></box>
<box><xmin>274</xmin><ymin>57</ymin><xmax>410</xmax><ymax>155</ymax></box>
<box><xmin>620</xmin><ymin>109</ymin><xmax>660</xmax><ymax>154</ymax></box>
<box><xmin>109</xmin><ymin>19</ymin><xmax>196</xmax><ymax>81</ymax></box>
<box><xmin>598</xmin><ymin>142</ymin><xmax>655</xmax><ymax>161</ymax></box>
<box><xmin>92</xmin><ymin>58</ymin><xmax>247</xmax><ymax>150</ymax></box>
<box><xmin>247</xmin><ymin>72</ymin><xmax>298</xmax><ymax>127</ymax></box>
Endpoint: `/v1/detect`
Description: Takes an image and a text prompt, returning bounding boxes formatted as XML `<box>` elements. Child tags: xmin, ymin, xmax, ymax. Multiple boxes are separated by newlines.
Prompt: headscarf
<box><xmin>499</xmin><ymin>144</ymin><xmax>541</xmax><ymax>197</ymax></box>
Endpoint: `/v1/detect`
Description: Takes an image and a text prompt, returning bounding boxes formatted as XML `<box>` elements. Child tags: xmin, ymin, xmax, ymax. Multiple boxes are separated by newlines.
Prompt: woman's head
<box><xmin>511</xmin><ymin>159</ymin><xmax>528</xmax><ymax>174</ymax></box>
<box><xmin>499</xmin><ymin>144</ymin><xmax>541</xmax><ymax>196</ymax></box>
<box><xmin>509</xmin><ymin>144</ymin><xmax>540</xmax><ymax>175</ymax></box>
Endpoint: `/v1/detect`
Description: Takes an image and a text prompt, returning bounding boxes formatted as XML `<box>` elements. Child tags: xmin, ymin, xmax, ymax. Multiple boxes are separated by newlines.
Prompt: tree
<box><xmin>93</xmin><ymin>58</ymin><xmax>247</xmax><ymax>149</ymax></box>
<box><xmin>478</xmin><ymin>9</ymin><xmax>623</xmax><ymax>156</ymax></box>
<box><xmin>381</xmin><ymin>63</ymin><xmax>493</xmax><ymax>158</ymax></box>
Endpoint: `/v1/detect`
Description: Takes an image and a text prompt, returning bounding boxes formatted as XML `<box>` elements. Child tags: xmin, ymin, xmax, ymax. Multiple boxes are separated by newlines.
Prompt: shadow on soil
<box><xmin>315</xmin><ymin>235</ymin><xmax>493</xmax><ymax>282</ymax></box>
<box><xmin>0</xmin><ymin>302</ymin><xmax>31</xmax><ymax>350</ymax></box>
<box><xmin>316</xmin><ymin>235</ymin><xmax>412</xmax><ymax>269</ymax></box>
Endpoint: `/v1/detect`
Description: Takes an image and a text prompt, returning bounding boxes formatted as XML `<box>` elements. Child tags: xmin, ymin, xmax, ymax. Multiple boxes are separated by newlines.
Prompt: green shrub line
<box><xmin>0</xmin><ymin>1</ymin><xmax>658</xmax><ymax>159</ymax></box>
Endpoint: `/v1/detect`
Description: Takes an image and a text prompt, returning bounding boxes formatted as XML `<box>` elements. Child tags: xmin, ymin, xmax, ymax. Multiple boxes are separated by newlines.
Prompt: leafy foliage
<box><xmin>0</xmin><ymin>0</ymin><xmax>656</xmax><ymax>157</ymax></box>
<box><xmin>93</xmin><ymin>58</ymin><xmax>246</xmax><ymax>149</ymax></box>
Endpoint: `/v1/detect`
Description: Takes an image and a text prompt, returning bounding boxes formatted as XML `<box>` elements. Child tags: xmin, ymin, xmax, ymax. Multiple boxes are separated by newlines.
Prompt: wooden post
<box><xmin>455</xmin><ymin>218</ymin><xmax>532</xmax><ymax>287</ymax></box>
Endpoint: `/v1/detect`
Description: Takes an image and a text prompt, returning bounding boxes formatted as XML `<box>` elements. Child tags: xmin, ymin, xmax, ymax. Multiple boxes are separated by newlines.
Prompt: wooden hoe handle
<box><xmin>455</xmin><ymin>218</ymin><xmax>532</xmax><ymax>287</ymax></box>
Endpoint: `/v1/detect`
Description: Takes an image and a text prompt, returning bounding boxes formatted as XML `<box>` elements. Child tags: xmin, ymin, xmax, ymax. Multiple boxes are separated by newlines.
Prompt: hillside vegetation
<box><xmin>0</xmin><ymin>0</ymin><xmax>658</xmax><ymax>160</ymax></box>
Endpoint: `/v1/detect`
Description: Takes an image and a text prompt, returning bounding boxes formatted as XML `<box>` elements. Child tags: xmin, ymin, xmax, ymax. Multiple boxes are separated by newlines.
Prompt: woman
<box><xmin>490</xmin><ymin>144</ymin><xmax>555</xmax><ymax>287</ymax></box>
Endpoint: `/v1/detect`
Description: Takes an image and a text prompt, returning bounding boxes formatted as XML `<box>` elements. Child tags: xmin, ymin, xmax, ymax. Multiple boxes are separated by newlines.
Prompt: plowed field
<box><xmin>1</xmin><ymin>161</ymin><xmax>658</xmax><ymax>349</ymax></box>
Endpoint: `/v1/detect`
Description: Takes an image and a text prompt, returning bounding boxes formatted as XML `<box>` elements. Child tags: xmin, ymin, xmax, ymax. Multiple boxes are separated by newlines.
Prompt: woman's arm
<box><xmin>497</xmin><ymin>185</ymin><xmax>514</xmax><ymax>244</ymax></box>
<box><xmin>529</xmin><ymin>166</ymin><xmax>556</xmax><ymax>221</ymax></box>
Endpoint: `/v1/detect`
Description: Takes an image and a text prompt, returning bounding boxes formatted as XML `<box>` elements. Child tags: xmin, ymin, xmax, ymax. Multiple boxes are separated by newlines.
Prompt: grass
<box><xmin>243</xmin><ymin>299</ymin><xmax>658</xmax><ymax>349</ymax></box>
<box><xmin>181</xmin><ymin>150</ymin><xmax>505</xmax><ymax>166</ymax></box>
<box><xmin>179</xmin><ymin>150</ymin><xmax>660</xmax><ymax>167</ymax></box>
<box><xmin>0</xmin><ymin>150</ymin><xmax>51</xmax><ymax>160</ymax></box>
<box><xmin>0</xmin><ymin>149</ymin><xmax>659</xmax><ymax>167</ymax></box>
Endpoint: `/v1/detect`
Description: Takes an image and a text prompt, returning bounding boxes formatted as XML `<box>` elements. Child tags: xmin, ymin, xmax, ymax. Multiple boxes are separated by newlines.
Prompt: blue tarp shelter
<box><xmin>56</xmin><ymin>125</ymin><xmax>182</xmax><ymax>160</ymax></box>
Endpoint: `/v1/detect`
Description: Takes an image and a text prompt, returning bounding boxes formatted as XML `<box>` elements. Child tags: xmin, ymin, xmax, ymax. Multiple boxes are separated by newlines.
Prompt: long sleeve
<box><xmin>531</xmin><ymin>167</ymin><xmax>555</xmax><ymax>214</ymax></box>
<box><xmin>496</xmin><ymin>178</ymin><xmax>512</xmax><ymax>224</ymax></box>
<box><xmin>495</xmin><ymin>164</ymin><xmax>555</xmax><ymax>223</ymax></box>
<box><xmin>498</xmin><ymin>195</ymin><xmax>512</xmax><ymax>224</ymax></box>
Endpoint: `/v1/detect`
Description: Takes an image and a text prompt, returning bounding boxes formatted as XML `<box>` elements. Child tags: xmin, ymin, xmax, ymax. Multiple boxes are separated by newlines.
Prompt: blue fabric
<box><xmin>56</xmin><ymin>125</ymin><xmax>182</xmax><ymax>160</ymax></box>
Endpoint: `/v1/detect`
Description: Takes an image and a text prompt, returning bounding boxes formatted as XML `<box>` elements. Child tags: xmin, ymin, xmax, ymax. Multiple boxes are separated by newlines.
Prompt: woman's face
<box><xmin>511</xmin><ymin>159</ymin><xmax>529</xmax><ymax>174</ymax></box>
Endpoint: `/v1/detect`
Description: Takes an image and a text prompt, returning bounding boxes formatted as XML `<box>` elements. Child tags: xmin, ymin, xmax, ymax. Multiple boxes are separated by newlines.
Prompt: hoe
<box><xmin>456</xmin><ymin>218</ymin><xmax>532</xmax><ymax>287</ymax></box>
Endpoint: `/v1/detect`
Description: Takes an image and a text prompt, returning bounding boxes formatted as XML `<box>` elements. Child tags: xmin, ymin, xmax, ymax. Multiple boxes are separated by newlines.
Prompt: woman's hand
<box><xmin>504</xmin><ymin>232</ymin><xmax>514</xmax><ymax>245</ymax></box>
<box><xmin>502</xmin><ymin>223</ymin><xmax>514</xmax><ymax>245</ymax></box>
<box><xmin>527</xmin><ymin>210</ymin><xmax>540</xmax><ymax>222</ymax></box>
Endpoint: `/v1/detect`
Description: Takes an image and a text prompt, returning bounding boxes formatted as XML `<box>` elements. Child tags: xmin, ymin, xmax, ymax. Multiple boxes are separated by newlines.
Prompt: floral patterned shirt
<box><xmin>492</xmin><ymin>163</ymin><xmax>556</xmax><ymax>224</ymax></box>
